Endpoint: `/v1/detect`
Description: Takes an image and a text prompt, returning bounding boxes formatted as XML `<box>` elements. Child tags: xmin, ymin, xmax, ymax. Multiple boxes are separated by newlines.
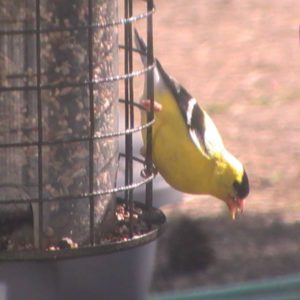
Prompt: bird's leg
<box><xmin>140</xmin><ymin>99</ymin><xmax>162</xmax><ymax>112</ymax></box>
<box><xmin>140</xmin><ymin>145</ymin><xmax>158</xmax><ymax>176</ymax></box>
<box><xmin>140</xmin><ymin>145</ymin><xmax>146</xmax><ymax>157</ymax></box>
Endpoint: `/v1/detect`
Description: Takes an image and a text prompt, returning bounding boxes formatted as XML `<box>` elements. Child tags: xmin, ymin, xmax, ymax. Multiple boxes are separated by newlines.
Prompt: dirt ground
<box><xmin>131</xmin><ymin>0</ymin><xmax>300</xmax><ymax>293</ymax></box>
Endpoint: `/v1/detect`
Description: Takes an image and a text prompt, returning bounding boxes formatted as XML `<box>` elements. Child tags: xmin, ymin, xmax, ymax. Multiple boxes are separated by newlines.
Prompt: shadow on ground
<box><xmin>151</xmin><ymin>213</ymin><xmax>300</xmax><ymax>292</ymax></box>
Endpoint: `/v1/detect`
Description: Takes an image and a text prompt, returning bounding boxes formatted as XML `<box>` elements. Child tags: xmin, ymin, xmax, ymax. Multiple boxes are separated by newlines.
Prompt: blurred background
<box><xmin>131</xmin><ymin>0</ymin><xmax>300</xmax><ymax>294</ymax></box>
<box><xmin>0</xmin><ymin>0</ymin><xmax>299</xmax><ymax>298</ymax></box>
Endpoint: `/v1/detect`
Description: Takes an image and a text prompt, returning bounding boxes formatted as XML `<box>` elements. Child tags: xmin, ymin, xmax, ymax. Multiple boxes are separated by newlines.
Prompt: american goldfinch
<box><xmin>134</xmin><ymin>30</ymin><xmax>250</xmax><ymax>219</ymax></box>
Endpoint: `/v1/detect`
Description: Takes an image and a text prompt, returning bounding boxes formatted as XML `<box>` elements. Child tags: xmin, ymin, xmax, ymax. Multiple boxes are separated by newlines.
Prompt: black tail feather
<box><xmin>134</xmin><ymin>29</ymin><xmax>147</xmax><ymax>65</ymax></box>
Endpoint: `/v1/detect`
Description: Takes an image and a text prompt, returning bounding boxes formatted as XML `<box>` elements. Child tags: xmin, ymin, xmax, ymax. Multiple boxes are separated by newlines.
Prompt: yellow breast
<box><xmin>141</xmin><ymin>91</ymin><xmax>217</xmax><ymax>195</ymax></box>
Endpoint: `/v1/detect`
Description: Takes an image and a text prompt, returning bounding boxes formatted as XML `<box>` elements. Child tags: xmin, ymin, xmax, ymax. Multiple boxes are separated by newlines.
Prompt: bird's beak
<box><xmin>227</xmin><ymin>198</ymin><xmax>245</xmax><ymax>220</ymax></box>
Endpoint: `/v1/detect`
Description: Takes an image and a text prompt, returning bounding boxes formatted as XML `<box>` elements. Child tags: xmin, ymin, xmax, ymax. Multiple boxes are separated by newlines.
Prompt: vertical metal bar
<box><xmin>124</xmin><ymin>0</ymin><xmax>130</xmax><ymax>206</ymax></box>
<box><xmin>145</xmin><ymin>0</ymin><xmax>154</xmax><ymax>210</ymax></box>
<box><xmin>24</xmin><ymin>20</ymin><xmax>30</xmax><ymax>190</ymax></box>
<box><xmin>88</xmin><ymin>0</ymin><xmax>95</xmax><ymax>246</ymax></box>
<box><xmin>128</xmin><ymin>0</ymin><xmax>135</xmax><ymax>235</ymax></box>
<box><xmin>128</xmin><ymin>2</ymin><xmax>134</xmax><ymax>146</ymax></box>
<box><xmin>124</xmin><ymin>0</ymin><xmax>134</xmax><ymax>234</ymax></box>
<box><xmin>124</xmin><ymin>0</ymin><xmax>134</xmax><ymax>235</ymax></box>
<box><xmin>35</xmin><ymin>0</ymin><xmax>43</xmax><ymax>249</ymax></box>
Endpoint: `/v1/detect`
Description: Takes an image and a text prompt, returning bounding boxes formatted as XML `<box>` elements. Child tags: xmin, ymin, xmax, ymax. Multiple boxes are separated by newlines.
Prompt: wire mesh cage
<box><xmin>0</xmin><ymin>0</ymin><xmax>164</xmax><ymax>260</ymax></box>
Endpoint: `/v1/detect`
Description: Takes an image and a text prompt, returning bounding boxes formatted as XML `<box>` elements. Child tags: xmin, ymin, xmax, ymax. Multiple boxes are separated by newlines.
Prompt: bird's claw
<box><xmin>141</xmin><ymin>165</ymin><xmax>158</xmax><ymax>178</ymax></box>
<box><xmin>140</xmin><ymin>99</ymin><xmax>162</xmax><ymax>112</ymax></box>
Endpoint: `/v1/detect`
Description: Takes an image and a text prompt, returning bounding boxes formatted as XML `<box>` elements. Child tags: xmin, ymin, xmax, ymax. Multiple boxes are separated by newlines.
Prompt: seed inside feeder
<box><xmin>0</xmin><ymin>0</ymin><xmax>119</xmax><ymax>250</ymax></box>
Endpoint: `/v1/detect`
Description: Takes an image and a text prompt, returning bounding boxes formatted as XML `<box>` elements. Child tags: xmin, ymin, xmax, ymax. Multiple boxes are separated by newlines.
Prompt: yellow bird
<box><xmin>134</xmin><ymin>30</ymin><xmax>249</xmax><ymax>219</ymax></box>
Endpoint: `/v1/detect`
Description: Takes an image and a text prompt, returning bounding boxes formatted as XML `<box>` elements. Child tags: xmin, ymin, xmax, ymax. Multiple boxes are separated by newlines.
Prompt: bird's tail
<box><xmin>134</xmin><ymin>29</ymin><xmax>147</xmax><ymax>66</ymax></box>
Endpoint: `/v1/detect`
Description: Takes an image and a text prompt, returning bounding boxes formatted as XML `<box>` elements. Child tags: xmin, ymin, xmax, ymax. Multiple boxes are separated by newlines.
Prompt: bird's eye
<box><xmin>233</xmin><ymin>170</ymin><xmax>250</xmax><ymax>199</ymax></box>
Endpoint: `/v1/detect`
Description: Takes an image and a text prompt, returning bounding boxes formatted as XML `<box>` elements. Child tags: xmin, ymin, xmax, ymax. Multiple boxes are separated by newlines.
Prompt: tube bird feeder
<box><xmin>0</xmin><ymin>0</ymin><xmax>163</xmax><ymax>299</ymax></box>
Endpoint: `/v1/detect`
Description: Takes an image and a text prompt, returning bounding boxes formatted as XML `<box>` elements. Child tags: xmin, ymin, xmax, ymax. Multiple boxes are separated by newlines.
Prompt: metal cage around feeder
<box><xmin>0</xmin><ymin>0</ymin><xmax>164</xmax><ymax>261</ymax></box>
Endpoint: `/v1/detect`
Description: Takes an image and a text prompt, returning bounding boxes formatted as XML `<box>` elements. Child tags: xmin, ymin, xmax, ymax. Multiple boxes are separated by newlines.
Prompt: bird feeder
<box><xmin>0</xmin><ymin>0</ymin><xmax>163</xmax><ymax>299</ymax></box>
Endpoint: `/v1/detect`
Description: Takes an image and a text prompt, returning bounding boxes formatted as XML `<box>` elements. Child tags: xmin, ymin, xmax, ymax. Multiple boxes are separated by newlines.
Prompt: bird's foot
<box><xmin>140</xmin><ymin>99</ymin><xmax>162</xmax><ymax>112</ymax></box>
<box><xmin>141</xmin><ymin>164</ymin><xmax>158</xmax><ymax>178</ymax></box>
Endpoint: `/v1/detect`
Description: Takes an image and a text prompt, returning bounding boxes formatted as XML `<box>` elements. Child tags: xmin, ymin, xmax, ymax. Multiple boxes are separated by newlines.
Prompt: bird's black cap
<box><xmin>233</xmin><ymin>170</ymin><xmax>250</xmax><ymax>199</ymax></box>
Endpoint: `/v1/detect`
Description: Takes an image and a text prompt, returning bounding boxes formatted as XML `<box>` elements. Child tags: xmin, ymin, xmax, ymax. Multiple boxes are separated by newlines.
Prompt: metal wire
<box><xmin>0</xmin><ymin>100</ymin><xmax>155</xmax><ymax>149</ymax></box>
<box><xmin>145</xmin><ymin>0</ymin><xmax>155</xmax><ymax>210</ymax></box>
<box><xmin>124</xmin><ymin>0</ymin><xmax>134</xmax><ymax>236</ymax></box>
<box><xmin>0</xmin><ymin>155</ymin><xmax>155</xmax><ymax>206</ymax></box>
<box><xmin>88</xmin><ymin>0</ymin><xmax>96</xmax><ymax>246</ymax></box>
<box><xmin>0</xmin><ymin>8</ymin><xmax>155</xmax><ymax>36</ymax></box>
<box><xmin>35</xmin><ymin>0</ymin><xmax>43</xmax><ymax>250</ymax></box>
<box><xmin>0</xmin><ymin>60</ymin><xmax>155</xmax><ymax>92</ymax></box>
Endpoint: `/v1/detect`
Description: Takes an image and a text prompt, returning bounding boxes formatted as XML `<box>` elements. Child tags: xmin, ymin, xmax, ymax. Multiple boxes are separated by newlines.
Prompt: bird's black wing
<box><xmin>155</xmin><ymin>59</ymin><xmax>209</xmax><ymax>155</ymax></box>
